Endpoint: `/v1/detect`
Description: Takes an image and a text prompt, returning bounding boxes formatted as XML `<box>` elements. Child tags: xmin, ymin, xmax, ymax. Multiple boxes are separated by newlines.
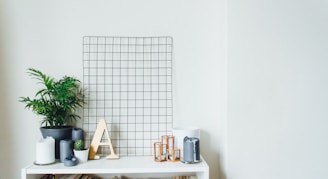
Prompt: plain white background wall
<box><xmin>0</xmin><ymin>0</ymin><xmax>226</xmax><ymax>178</ymax></box>
<box><xmin>227</xmin><ymin>0</ymin><xmax>328</xmax><ymax>179</ymax></box>
<box><xmin>2</xmin><ymin>0</ymin><xmax>328</xmax><ymax>179</ymax></box>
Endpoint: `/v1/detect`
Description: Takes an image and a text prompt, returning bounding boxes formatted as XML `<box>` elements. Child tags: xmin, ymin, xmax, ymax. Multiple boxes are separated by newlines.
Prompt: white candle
<box><xmin>35</xmin><ymin>137</ymin><xmax>55</xmax><ymax>165</ymax></box>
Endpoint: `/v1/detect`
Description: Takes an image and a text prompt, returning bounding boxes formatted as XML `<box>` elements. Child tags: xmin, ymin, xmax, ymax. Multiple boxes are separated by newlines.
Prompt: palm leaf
<box><xmin>19</xmin><ymin>68</ymin><xmax>85</xmax><ymax>127</ymax></box>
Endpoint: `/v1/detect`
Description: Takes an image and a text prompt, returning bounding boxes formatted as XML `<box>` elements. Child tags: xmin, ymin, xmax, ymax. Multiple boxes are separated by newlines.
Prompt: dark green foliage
<box><xmin>74</xmin><ymin>139</ymin><xmax>84</xmax><ymax>150</ymax></box>
<box><xmin>20</xmin><ymin>68</ymin><xmax>85</xmax><ymax>127</ymax></box>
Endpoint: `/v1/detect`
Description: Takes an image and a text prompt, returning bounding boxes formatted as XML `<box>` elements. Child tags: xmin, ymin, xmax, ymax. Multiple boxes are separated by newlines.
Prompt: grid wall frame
<box><xmin>82</xmin><ymin>36</ymin><xmax>173</xmax><ymax>156</ymax></box>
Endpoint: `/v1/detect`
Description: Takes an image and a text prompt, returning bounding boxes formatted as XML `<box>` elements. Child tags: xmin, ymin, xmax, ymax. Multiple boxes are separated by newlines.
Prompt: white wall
<box><xmin>227</xmin><ymin>0</ymin><xmax>328</xmax><ymax>179</ymax></box>
<box><xmin>0</xmin><ymin>0</ymin><xmax>227</xmax><ymax>178</ymax></box>
<box><xmin>4</xmin><ymin>1</ymin><xmax>327</xmax><ymax>179</ymax></box>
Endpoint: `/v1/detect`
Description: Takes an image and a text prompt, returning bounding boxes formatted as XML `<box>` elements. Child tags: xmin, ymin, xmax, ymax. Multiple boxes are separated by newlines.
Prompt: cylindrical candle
<box><xmin>72</xmin><ymin>128</ymin><xmax>84</xmax><ymax>142</ymax></box>
<box><xmin>35</xmin><ymin>137</ymin><xmax>55</xmax><ymax>165</ymax></box>
<box><xmin>60</xmin><ymin>139</ymin><xmax>73</xmax><ymax>163</ymax></box>
<box><xmin>183</xmin><ymin>137</ymin><xmax>194</xmax><ymax>163</ymax></box>
<box><xmin>172</xmin><ymin>127</ymin><xmax>200</xmax><ymax>161</ymax></box>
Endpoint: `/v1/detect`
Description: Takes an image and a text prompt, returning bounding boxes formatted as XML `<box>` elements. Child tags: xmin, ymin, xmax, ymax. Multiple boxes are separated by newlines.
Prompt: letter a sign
<box><xmin>88</xmin><ymin>118</ymin><xmax>119</xmax><ymax>160</ymax></box>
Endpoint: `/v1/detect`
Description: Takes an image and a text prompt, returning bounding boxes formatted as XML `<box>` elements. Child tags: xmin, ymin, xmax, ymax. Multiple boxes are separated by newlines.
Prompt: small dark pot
<box><xmin>40</xmin><ymin>126</ymin><xmax>73</xmax><ymax>159</ymax></box>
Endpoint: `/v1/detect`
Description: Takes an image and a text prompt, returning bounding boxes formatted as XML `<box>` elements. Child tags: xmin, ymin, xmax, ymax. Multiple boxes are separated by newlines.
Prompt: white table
<box><xmin>21</xmin><ymin>156</ymin><xmax>209</xmax><ymax>179</ymax></box>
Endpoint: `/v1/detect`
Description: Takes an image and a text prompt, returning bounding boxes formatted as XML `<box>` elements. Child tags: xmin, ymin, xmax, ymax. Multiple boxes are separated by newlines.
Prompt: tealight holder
<box><xmin>166</xmin><ymin>148</ymin><xmax>180</xmax><ymax>162</ymax></box>
<box><xmin>161</xmin><ymin>135</ymin><xmax>169</xmax><ymax>151</ymax></box>
<box><xmin>167</xmin><ymin>135</ymin><xmax>175</xmax><ymax>150</ymax></box>
<box><xmin>154</xmin><ymin>142</ymin><xmax>166</xmax><ymax>162</ymax></box>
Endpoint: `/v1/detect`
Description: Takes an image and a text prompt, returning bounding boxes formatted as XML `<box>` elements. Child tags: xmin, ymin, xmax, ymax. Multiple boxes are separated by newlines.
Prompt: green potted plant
<box><xmin>20</xmin><ymin>68</ymin><xmax>85</xmax><ymax>158</ymax></box>
<box><xmin>73</xmin><ymin>139</ymin><xmax>89</xmax><ymax>163</ymax></box>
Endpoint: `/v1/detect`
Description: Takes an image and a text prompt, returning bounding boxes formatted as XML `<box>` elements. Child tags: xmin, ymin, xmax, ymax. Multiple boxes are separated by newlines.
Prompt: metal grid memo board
<box><xmin>82</xmin><ymin>36</ymin><xmax>173</xmax><ymax>156</ymax></box>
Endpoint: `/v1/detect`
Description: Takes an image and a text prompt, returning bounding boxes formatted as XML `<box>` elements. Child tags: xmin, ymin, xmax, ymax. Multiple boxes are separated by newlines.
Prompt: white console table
<box><xmin>21</xmin><ymin>156</ymin><xmax>209</xmax><ymax>179</ymax></box>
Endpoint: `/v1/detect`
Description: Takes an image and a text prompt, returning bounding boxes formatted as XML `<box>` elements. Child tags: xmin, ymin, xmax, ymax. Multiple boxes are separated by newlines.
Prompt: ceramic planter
<box><xmin>74</xmin><ymin>148</ymin><xmax>89</xmax><ymax>163</ymax></box>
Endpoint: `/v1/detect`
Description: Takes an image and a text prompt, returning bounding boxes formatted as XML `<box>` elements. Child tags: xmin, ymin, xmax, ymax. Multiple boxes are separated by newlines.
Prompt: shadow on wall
<box><xmin>0</xmin><ymin>5</ymin><xmax>14</xmax><ymax>178</ymax></box>
<box><xmin>201</xmin><ymin>130</ymin><xmax>226</xmax><ymax>179</ymax></box>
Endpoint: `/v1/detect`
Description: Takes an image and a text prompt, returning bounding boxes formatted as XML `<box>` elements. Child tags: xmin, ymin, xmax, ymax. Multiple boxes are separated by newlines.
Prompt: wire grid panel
<box><xmin>82</xmin><ymin>36</ymin><xmax>173</xmax><ymax>156</ymax></box>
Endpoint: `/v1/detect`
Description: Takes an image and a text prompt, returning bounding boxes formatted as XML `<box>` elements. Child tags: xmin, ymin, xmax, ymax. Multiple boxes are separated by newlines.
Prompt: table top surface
<box><xmin>24</xmin><ymin>156</ymin><xmax>209</xmax><ymax>174</ymax></box>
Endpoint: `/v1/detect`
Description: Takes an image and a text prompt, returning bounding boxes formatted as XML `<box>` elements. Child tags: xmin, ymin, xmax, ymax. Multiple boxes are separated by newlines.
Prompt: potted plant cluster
<box><xmin>20</xmin><ymin>68</ymin><xmax>85</xmax><ymax>159</ymax></box>
<box><xmin>73</xmin><ymin>139</ymin><xmax>89</xmax><ymax>163</ymax></box>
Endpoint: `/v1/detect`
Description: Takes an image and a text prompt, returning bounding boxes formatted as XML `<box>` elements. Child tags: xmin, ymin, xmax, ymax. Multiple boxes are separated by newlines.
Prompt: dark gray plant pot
<box><xmin>40</xmin><ymin>126</ymin><xmax>73</xmax><ymax>159</ymax></box>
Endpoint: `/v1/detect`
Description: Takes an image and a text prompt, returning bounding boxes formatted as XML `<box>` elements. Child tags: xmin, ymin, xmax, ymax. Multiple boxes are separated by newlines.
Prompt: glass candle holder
<box><xmin>161</xmin><ymin>135</ymin><xmax>169</xmax><ymax>152</ymax></box>
<box><xmin>166</xmin><ymin>148</ymin><xmax>180</xmax><ymax>162</ymax></box>
<box><xmin>167</xmin><ymin>135</ymin><xmax>175</xmax><ymax>150</ymax></box>
<box><xmin>154</xmin><ymin>142</ymin><xmax>166</xmax><ymax>162</ymax></box>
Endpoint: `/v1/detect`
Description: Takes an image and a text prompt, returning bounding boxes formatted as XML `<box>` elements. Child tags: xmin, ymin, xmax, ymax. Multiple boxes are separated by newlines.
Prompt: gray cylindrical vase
<box><xmin>72</xmin><ymin>128</ymin><xmax>84</xmax><ymax>142</ymax></box>
<box><xmin>60</xmin><ymin>139</ymin><xmax>73</xmax><ymax>163</ymax></box>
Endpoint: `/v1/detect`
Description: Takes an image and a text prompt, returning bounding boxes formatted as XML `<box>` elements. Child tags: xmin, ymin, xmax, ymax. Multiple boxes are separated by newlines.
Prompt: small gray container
<box><xmin>183</xmin><ymin>136</ymin><xmax>200</xmax><ymax>164</ymax></box>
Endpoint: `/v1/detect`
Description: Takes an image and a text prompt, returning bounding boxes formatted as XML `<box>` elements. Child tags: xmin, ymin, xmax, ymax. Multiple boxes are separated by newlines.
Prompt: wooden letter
<box><xmin>88</xmin><ymin>118</ymin><xmax>119</xmax><ymax>160</ymax></box>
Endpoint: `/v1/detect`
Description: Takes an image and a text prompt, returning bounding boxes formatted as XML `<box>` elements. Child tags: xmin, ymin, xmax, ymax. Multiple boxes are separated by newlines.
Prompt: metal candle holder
<box><xmin>166</xmin><ymin>135</ymin><xmax>180</xmax><ymax>162</ymax></box>
<box><xmin>154</xmin><ymin>135</ymin><xmax>180</xmax><ymax>162</ymax></box>
<box><xmin>167</xmin><ymin>148</ymin><xmax>180</xmax><ymax>162</ymax></box>
<box><xmin>154</xmin><ymin>142</ymin><xmax>166</xmax><ymax>162</ymax></box>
